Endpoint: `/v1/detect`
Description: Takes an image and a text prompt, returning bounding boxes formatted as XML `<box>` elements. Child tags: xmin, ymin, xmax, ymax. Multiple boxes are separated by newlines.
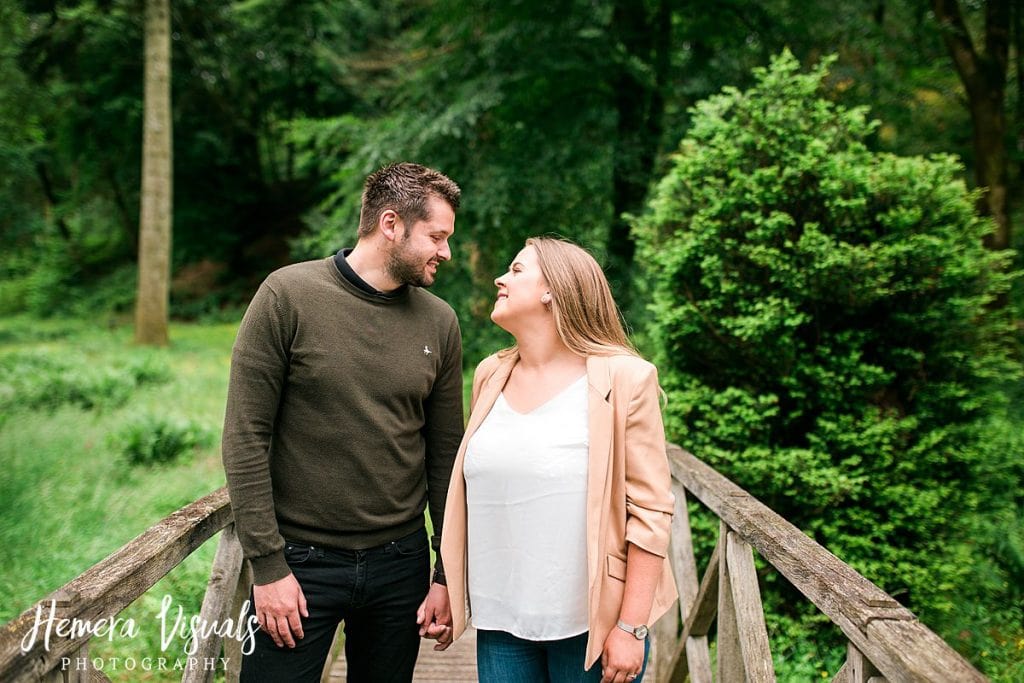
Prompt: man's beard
<box><xmin>386</xmin><ymin>237</ymin><xmax>436</xmax><ymax>288</ymax></box>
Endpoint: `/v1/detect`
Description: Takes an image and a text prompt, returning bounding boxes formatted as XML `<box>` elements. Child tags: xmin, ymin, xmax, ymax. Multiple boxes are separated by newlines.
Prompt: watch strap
<box><xmin>616</xmin><ymin>619</ymin><xmax>648</xmax><ymax>639</ymax></box>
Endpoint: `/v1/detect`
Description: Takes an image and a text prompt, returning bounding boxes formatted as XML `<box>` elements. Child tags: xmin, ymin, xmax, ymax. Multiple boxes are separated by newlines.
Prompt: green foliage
<box><xmin>0</xmin><ymin>346</ymin><xmax>170</xmax><ymax>419</ymax></box>
<box><xmin>112</xmin><ymin>412</ymin><xmax>213</xmax><ymax>467</ymax></box>
<box><xmin>291</xmin><ymin>0</ymin><xmax>626</xmax><ymax>361</ymax></box>
<box><xmin>634</xmin><ymin>49</ymin><xmax>1022</xmax><ymax>661</ymax></box>
<box><xmin>0</xmin><ymin>318</ymin><xmax>231</xmax><ymax>638</ymax></box>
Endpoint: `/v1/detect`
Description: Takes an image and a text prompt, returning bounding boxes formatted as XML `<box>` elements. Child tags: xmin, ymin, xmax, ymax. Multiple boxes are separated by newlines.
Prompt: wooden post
<box><xmin>667</xmin><ymin>538</ymin><xmax>720</xmax><ymax>683</ymax></box>
<box><xmin>319</xmin><ymin>626</ymin><xmax>344</xmax><ymax>682</ymax></box>
<box><xmin>726</xmin><ymin>531</ymin><xmax>775</xmax><ymax>681</ymax></box>
<box><xmin>182</xmin><ymin>525</ymin><xmax>245</xmax><ymax>683</ymax></box>
<box><xmin>669</xmin><ymin>481</ymin><xmax>713</xmax><ymax>683</ymax></box>
<box><xmin>832</xmin><ymin>642</ymin><xmax>885</xmax><ymax>682</ymax></box>
<box><xmin>648</xmin><ymin>589</ymin><xmax>680</xmax><ymax>682</ymax></box>
<box><xmin>223</xmin><ymin>557</ymin><xmax>253</xmax><ymax>683</ymax></box>
<box><xmin>717</xmin><ymin>523</ymin><xmax>744</xmax><ymax>683</ymax></box>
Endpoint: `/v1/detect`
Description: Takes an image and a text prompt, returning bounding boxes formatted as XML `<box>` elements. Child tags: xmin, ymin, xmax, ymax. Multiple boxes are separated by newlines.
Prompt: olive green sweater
<box><xmin>222</xmin><ymin>256</ymin><xmax>464</xmax><ymax>585</ymax></box>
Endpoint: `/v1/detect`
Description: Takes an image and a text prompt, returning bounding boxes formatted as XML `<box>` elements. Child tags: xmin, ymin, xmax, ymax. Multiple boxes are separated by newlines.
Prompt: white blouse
<box><xmin>463</xmin><ymin>375</ymin><xmax>590</xmax><ymax>640</ymax></box>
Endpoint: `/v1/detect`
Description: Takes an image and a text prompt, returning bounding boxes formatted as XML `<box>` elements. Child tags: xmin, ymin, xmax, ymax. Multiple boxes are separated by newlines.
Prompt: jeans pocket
<box><xmin>392</xmin><ymin>530</ymin><xmax>429</xmax><ymax>556</ymax></box>
<box><xmin>284</xmin><ymin>543</ymin><xmax>314</xmax><ymax>565</ymax></box>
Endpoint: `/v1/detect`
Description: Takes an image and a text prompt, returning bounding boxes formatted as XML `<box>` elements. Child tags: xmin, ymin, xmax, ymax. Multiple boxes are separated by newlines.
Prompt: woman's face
<box><xmin>491</xmin><ymin>245</ymin><xmax>549</xmax><ymax>330</ymax></box>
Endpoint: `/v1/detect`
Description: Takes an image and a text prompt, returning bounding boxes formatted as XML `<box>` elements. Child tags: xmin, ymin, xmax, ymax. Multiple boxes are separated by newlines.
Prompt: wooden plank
<box><xmin>670</xmin><ymin>482</ymin><xmax>714</xmax><ymax>683</ymax></box>
<box><xmin>330</xmin><ymin>626</ymin><xmax>478</xmax><ymax>681</ymax></box>
<box><xmin>182</xmin><ymin>524</ymin><xmax>245</xmax><ymax>683</ymax></box>
<box><xmin>833</xmin><ymin>659</ymin><xmax>853</xmax><ymax>683</ymax></box>
<box><xmin>688</xmin><ymin>539</ymin><xmax>720</xmax><ymax>639</ymax></box>
<box><xmin>667</xmin><ymin>538</ymin><xmax>720</xmax><ymax>683</ymax></box>
<box><xmin>726</xmin><ymin>531</ymin><xmax>775</xmax><ymax>682</ymax></box>
<box><xmin>834</xmin><ymin>641</ymin><xmax>881</xmax><ymax>682</ymax></box>
<box><xmin>0</xmin><ymin>488</ymin><xmax>233</xmax><ymax>682</ymax></box>
<box><xmin>222</xmin><ymin>560</ymin><xmax>251</xmax><ymax>683</ymax></box>
<box><xmin>666</xmin><ymin>446</ymin><xmax>986</xmax><ymax>683</ymax></box>
<box><xmin>43</xmin><ymin>641</ymin><xmax>111</xmax><ymax>683</ymax></box>
<box><xmin>717</xmin><ymin>522</ymin><xmax>745</xmax><ymax>683</ymax></box>
<box><xmin>320</xmin><ymin>625</ymin><xmax>343</xmax><ymax>683</ymax></box>
<box><xmin>649</xmin><ymin>593</ymin><xmax>679</xmax><ymax>682</ymax></box>
<box><xmin>671</xmin><ymin>482</ymin><xmax>701</xmax><ymax>613</ymax></box>
<box><xmin>70</xmin><ymin>641</ymin><xmax>88</xmax><ymax>683</ymax></box>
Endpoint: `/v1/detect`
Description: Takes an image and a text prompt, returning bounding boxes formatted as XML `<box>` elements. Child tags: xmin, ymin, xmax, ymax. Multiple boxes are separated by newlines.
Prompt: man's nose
<box><xmin>437</xmin><ymin>239</ymin><xmax>451</xmax><ymax>261</ymax></box>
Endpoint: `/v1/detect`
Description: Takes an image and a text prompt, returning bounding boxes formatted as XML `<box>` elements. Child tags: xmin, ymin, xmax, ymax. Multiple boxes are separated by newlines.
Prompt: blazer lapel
<box><xmin>464</xmin><ymin>354</ymin><xmax>516</xmax><ymax>440</ymax></box>
<box><xmin>442</xmin><ymin>353</ymin><xmax>516</xmax><ymax>637</ymax></box>
<box><xmin>586</xmin><ymin>355</ymin><xmax>614</xmax><ymax>586</ymax></box>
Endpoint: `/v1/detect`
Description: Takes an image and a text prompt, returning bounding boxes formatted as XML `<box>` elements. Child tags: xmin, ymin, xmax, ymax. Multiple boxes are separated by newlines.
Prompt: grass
<box><xmin>0</xmin><ymin>315</ymin><xmax>465</xmax><ymax>681</ymax></box>
<box><xmin>0</xmin><ymin>316</ymin><xmax>236</xmax><ymax>680</ymax></box>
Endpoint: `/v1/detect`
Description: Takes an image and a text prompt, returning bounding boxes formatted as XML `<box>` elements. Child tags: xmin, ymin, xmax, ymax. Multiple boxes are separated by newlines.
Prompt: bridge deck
<box><xmin>327</xmin><ymin>627</ymin><xmax>478</xmax><ymax>681</ymax></box>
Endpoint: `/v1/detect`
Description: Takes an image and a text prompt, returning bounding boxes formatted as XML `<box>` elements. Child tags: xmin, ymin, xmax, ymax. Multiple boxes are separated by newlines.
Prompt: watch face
<box><xmin>635</xmin><ymin>625</ymin><xmax>649</xmax><ymax>640</ymax></box>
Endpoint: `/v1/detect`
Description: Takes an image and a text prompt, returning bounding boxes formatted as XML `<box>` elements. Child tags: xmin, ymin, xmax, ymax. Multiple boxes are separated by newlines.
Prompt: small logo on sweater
<box><xmin>423</xmin><ymin>345</ymin><xmax>432</xmax><ymax>356</ymax></box>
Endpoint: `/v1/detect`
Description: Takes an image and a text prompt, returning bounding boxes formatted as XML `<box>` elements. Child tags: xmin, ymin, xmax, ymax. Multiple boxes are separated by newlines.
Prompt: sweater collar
<box><xmin>333</xmin><ymin>248</ymin><xmax>408</xmax><ymax>300</ymax></box>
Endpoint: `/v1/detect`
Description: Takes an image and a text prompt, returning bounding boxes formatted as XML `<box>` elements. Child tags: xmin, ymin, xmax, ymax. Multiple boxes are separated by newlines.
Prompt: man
<box><xmin>222</xmin><ymin>162</ymin><xmax>463</xmax><ymax>682</ymax></box>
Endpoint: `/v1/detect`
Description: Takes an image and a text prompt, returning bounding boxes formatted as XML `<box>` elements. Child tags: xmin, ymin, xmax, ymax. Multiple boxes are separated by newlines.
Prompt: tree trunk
<box><xmin>931</xmin><ymin>0</ymin><xmax>1011</xmax><ymax>253</ymax></box>
<box><xmin>607</xmin><ymin>0</ymin><xmax>670</xmax><ymax>315</ymax></box>
<box><xmin>135</xmin><ymin>0</ymin><xmax>173</xmax><ymax>346</ymax></box>
<box><xmin>971</xmin><ymin>94</ymin><xmax>1010</xmax><ymax>251</ymax></box>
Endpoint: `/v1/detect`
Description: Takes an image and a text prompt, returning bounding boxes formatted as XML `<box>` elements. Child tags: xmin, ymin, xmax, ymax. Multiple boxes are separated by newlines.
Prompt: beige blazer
<box><xmin>440</xmin><ymin>351</ymin><xmax>678</xmax><ymax>668</ymax></box>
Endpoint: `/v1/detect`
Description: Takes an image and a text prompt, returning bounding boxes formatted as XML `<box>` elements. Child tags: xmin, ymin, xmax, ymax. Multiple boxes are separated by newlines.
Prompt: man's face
<box><xmin>386</xmin><ymin>196</ymin><xmax>455</xmax><ymax>288</ymax></box>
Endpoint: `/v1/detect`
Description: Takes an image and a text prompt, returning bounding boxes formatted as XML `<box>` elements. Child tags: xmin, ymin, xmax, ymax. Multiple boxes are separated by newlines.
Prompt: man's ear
<box><xmin>379</xmin><ymin>209</ymin><xmax>401</xmax><ymax>242</ymax></box>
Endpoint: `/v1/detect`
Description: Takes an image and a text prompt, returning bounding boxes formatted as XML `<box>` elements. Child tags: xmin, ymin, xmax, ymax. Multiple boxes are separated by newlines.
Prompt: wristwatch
<box><xmin>616</xmin><ymin>619</ymin><xmax>649</xmax><ymax>640</ymax></box>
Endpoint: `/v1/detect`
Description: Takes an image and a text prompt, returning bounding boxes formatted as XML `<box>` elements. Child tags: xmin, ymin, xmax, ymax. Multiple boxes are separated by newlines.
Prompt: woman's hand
<box><xmin>600</xmin><ymin>628</ymin><xmax>644</xmax><ymax>683</ymax></box>
<box><xmin>416</xmin><ymin>583</ymin><xmax>453</xmax><ymax>650</ymax></box>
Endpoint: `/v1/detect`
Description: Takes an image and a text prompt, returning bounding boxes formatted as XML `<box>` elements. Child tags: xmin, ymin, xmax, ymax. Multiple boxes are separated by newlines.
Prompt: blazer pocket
<box><xmin>606</xmin><ymin>554</ymin><xmax>627</xmax><ymax>582</ymax></box>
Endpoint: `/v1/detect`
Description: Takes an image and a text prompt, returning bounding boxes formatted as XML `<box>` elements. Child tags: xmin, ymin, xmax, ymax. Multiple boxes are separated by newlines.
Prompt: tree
<box><xmin>293</xmin><ymin>0</ymin><xmax>626</xmax><ymax>361</ymax></box>
<box><xmin>134</xmin><ymin>0</ymin><xmax>172</xmax><ymax>345</ymax></box>
<box><xmin>634</xmin><ymin>51</ymin><xmax>1019</xmax><ymax>644</ymax></box>
<box><xmin>605</xmin><ymin>0</ymin><xmax>671</xmax><ymax>314</ymax></box>
<box><xmin>930</xmin><ymin>0</ymin><xmax>1012</xmax><ymax>252</ymax></box>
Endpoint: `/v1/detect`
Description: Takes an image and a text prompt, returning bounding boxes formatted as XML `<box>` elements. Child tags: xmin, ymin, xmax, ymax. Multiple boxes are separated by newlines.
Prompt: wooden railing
<box><xmin>0</xmin><ymin>445</ymin><xmax>988</xmax><ymax>682</ymax></box>
<box><xmin>643</xmin><ymin>445</ymin><xmax>987</xmax><ymax>683</ymax></box>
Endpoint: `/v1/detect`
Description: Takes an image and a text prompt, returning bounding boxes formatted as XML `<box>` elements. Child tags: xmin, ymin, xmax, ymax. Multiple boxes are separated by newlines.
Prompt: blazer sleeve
<box><xmin>623</xmin><ymin>363</ymin><xmax>675</xmax><ymax>557</ymax></box>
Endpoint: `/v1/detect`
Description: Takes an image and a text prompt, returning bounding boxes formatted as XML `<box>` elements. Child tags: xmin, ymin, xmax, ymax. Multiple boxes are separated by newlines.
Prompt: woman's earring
<box><xmin>541</xmin><ymin>293</ymin><xmax>552</xmax><ymax>305</ymax></box>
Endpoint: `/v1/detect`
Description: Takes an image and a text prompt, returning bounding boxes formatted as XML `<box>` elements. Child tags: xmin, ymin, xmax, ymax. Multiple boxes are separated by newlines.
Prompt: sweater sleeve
<box><xmin>421</xmin><ymin>312</ymin><xmax>465</xmax><ymax>576</ymax></box>
<box><xmin>221</xmin><ymin>280</ymin><xmax>293</xmax><ymax>585</ymax></box>
<box><xmin>623</xmin><ymin>364</ymin><xmax>675</xmax><ymax>557</ymax></box>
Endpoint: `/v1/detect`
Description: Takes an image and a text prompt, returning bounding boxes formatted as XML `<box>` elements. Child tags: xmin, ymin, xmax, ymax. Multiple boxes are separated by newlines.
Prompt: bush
<box><xmin>113</xmin><ymin>412</ymin><xmax>213</xmax><ymax>467</ymax></box>
<box><xmin>633</xmin><ymin>50</ymin><xmax>1021</xmax><ymax>649</ymax></box>
<box><xmin>0</xmin><ymin>348</ymin><xmax>171</xmax><ymax>419</ymax></box>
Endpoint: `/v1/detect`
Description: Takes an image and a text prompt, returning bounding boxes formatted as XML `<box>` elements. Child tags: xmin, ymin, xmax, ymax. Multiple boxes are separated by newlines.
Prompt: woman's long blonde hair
<box><xmin>501</xmin><ymin>237</ymin><xmax>638</xmax><ymax>358</ymax></box>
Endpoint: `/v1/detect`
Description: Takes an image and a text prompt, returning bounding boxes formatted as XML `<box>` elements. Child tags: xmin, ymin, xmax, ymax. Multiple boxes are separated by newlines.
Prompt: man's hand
<box><xmin>415</xmin><ymin>583</ymin><xmax>452</xmax><ymax>650</ymax></box>
<box><xmin>253</xmin><ymin>573</ymin><xmax>308</xmax><ymax>648</ymax></box>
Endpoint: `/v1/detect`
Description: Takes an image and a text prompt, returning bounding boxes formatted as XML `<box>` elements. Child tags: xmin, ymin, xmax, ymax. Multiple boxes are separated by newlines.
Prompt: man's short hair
<box><xmin>358</xmin><ymin>163</ymin><xmax>461</xmax><ymax>237</ymax></box>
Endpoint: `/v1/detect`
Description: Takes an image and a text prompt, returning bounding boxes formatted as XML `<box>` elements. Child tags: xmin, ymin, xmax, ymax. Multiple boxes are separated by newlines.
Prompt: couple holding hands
<box><xmin>222</xmin><ymin>163</ymin><xmax>676</xmax><ymax>683</ymax></box>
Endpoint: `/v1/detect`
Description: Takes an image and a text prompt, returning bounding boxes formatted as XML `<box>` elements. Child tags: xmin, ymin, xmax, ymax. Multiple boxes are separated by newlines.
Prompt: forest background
<box><xmin>1</xmin><ymin>0</ymin><xmax>1022</xmax><ymax>680</ymax></box>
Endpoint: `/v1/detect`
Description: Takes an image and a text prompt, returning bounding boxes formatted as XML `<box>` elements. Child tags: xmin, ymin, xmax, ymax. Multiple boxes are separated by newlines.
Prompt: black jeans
<box><xmin>240</xmin><ymin>527</ymin><xmax>431</xmax><ymax>683</ymax></box>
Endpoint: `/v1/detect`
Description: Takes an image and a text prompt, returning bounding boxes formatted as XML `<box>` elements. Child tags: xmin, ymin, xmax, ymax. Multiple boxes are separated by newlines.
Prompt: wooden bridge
<box><xmin>0</xmin><ymin>445</ymin><xmax>987</xmax><ymax>682</ymax></box>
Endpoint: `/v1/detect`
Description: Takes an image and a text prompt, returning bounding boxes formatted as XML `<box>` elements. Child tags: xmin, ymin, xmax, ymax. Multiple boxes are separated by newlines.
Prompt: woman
<box><xmin>436</xmin><ymin>237</ymin><xmax>677</xmax><ymax>683</ymax></box>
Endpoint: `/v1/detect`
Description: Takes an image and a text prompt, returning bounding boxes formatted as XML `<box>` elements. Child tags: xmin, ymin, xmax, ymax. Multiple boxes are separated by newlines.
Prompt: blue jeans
<box><xmin>476</xmin><ymin>629</ymin><xmax>649</xmax><ymax>683</ymax></box>
<box><xmin>240</xmin><ymin>527</ymin><xmax>430</xmax><ymax>683</ymax></box>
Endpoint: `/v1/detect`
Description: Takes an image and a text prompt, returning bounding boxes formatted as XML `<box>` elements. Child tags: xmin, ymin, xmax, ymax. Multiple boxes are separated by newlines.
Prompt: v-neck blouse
<box><xmin>462</xmin><ymin>375</ymin><xmax>590</xmax><ymax>640</ymax></box>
